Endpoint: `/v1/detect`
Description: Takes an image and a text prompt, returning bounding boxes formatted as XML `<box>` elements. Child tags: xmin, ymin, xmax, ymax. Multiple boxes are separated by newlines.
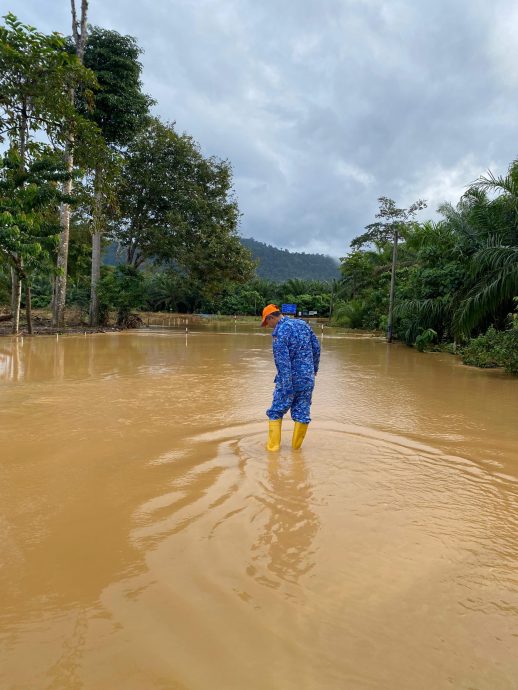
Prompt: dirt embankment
<box><xmin>0</xmin><ymin>308</ymin><xmax>209</xmax><ymax>336</ymax></box>
<box><xmin>0</xmin><ymin>307</ymin><xmax>123</xmax><ymax>337</ymax></box>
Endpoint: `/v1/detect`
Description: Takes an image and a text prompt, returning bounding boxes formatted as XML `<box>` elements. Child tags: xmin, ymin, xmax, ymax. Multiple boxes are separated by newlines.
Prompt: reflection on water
<box><xmin>0</xmin><ymin>329</ymin><xmax>517</xmax><ymax>690</ymax></box>
<box><xmin>250</xmin><ymin>456</ymin><xmax>319</xmax><ymax>590</ymax></box>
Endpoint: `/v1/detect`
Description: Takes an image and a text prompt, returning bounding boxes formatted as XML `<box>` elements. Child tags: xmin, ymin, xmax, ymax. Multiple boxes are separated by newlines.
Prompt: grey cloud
<box><xmin>15</xmin><ymin>0</ymin><xmax>518</xmax><ymax>257</ymax></box>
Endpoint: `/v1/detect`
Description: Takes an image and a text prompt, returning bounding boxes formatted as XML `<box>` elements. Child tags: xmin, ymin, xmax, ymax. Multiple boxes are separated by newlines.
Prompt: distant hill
<box><xmin>104</xmin><ymin>237</ymin><xmax>341</xmax><ymax>282</ymax></box>
<box><xmin>241</xmin><ymin>237</ymin><xmax>340</xmax><ymax>282</ymax></box>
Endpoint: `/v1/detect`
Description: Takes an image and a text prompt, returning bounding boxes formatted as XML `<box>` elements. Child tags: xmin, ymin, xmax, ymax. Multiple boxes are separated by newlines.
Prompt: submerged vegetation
<box><xmin>0</xmin><ymin>11</ymin><xmax>516</xmax><ymax>373</ymax></box>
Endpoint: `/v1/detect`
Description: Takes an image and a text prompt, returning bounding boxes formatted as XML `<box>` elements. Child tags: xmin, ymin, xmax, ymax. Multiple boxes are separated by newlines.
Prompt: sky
<box><xmin>11</xmin><ymin>0</ymin><xmax>518</xmax><ymax>257</ymax></box>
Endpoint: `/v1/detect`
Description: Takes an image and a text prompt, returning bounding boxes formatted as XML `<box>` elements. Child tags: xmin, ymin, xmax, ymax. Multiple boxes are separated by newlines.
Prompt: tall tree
<box><xmin>352</xmin><ymin>196</ymin><xmax>427</xmax><ymax>342</ymax></box>
<box><xmin>53</xmin><ymin>0</ymin><xmax>89</xmax><ymax>328</ymax></box>
<box><xmin>0</xmin><ymin>12</ymin><xmax>95</xmax><ymax>330</ymax></box>
<box><xmin>80</xmin><ymin>27</ymin><xmax>152</xmax><ymax>325</ymax></box>
<box><xmin>113</xmin><ymin>118</ymin><xmax>254</xmax><ymax>291</ymax></box>
<box><xmin>451</xmin><ymin>162</ymin><xmax>518</xmax><ymax>337</ymax></box>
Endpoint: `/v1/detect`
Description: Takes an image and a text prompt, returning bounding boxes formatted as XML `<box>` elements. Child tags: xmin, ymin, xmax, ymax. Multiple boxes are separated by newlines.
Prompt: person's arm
<box><xmin>273</xmin><ymin>335</ymin><xmax>293</xmax><ymax>394</ymax></box>
<box><xmin>310</xmin><ymin>329</ymin><xmax>321</xmax><ymax>374</ymax></box>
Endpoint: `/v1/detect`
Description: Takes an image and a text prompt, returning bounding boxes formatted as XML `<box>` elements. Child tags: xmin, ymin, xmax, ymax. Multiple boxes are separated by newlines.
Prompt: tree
<box><xmin>113</xmin><ymin>118</ymin><xmax>254</xmax><ymax>291</ymax></box>
<box><xmin>453</xmin><ymin>244</ymin><xmax>518</xmax><ymax>338</ymax></box>
<box><xmin>446</xmin><ymin>161</ymin><xmax>518</xmax><ymax>337</ymax></box>
<box><xmin>0</xmin><ymin>13</ymin><xmax>93</xmax><ymax>154</ymax></box>
<box><xmin>0</xmin><ymin>13</ymin><xmax>95</xmax><ymax>330</ymax></box>
<box><xmin>472</xmin><ymin>160</ymin><xmax>518</xmax><ymax>246</ymax></box>
<box><xmin>0</xmin><ymin>148</ymin><xmax>72</xmax><ymax>333</ymax></box>
<box><xmin>352</xmin><ymin>196</ymin><xmax>427</xmax><ymax>342</ymax></box>
<box><xmin>80</xmin><ymin>27</ymin><xmax>152</xmax><ymax>326</ymax></box>
<box><xmin>53</xmin><ymin>0</ymin><xmax>89</xmax><ymax>328</ymax></box>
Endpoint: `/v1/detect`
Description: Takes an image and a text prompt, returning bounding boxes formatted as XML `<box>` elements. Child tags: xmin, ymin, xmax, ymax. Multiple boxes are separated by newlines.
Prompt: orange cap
<box><xmin>261</xmin><ymin>304</ymin><xmax>280</xmax><ymax>327</ymax></box>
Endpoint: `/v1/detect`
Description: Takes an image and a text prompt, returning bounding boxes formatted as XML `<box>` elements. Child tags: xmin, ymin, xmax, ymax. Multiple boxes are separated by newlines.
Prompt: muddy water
<box><xmin>0</xmin><ymin>328</ymin><xmax>517</xmax><ymax>690</ymax></box>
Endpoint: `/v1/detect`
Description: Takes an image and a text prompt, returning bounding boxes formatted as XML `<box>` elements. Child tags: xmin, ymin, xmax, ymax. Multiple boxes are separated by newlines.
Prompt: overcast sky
<box><xmin>14</xmin><ymin>0</ymin><xmax>518</xmax><ymax>257</ymax></box>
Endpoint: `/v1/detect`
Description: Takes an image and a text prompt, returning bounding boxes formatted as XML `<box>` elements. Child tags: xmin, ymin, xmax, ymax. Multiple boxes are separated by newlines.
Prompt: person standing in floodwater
<box><xmin>261</xmin><ymin>304</ymin><xmax>321</xmax><ymax>451</ymax></box>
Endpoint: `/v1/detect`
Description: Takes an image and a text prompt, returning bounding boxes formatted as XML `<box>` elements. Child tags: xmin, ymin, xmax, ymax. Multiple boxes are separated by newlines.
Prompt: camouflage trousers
<box><xmin>266</xmin><ymin>385</ymin><xmax>314</xmax><ymax>424</ymax></box>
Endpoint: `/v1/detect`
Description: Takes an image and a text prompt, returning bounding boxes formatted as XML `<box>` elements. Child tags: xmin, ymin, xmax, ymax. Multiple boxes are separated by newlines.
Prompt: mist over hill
<box><xmin>241</xmin><ymin>238</ymin><xmax>340</xmax><ymax>282</ymax></box>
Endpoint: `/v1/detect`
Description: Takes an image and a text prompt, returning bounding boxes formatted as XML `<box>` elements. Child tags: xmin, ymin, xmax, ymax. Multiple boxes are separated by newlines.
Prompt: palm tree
<box><xmin>472</xmin><ymin>160</ymin><xmax>518</xmax><ymax>246</ymax></box>
<box><xmin>451</xmin><ymin>160</ymin><xmax>518</xmax><ymax>337</ymax></box>
<box><xmin>454</xmin><ymin>244</ymin><xmax>518</xmax><ymax>338</ymax></box>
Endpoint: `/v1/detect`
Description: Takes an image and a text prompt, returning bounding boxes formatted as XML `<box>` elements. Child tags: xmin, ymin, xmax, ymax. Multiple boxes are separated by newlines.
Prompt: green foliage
<box><xmin>454</xmin><ymin>244</ymin><xmax>518</xmax><ymax>338</ymax></box>
<box><xmin>461</xmin><ymin>326</ymin><xmax>518</xmax><ymax>375</ymax></box>
<box><xmin>351</xmin><ymin>196</ymin><xmax>427</xmax><ymax>250</ymax></box>
<box><xmin>0</xmin><ymin>262</ymin><xmax>10</xmax><ymax>304</ymax></box>
<box><xmin>80</xmin><ymin>27</ymin><xmax>153</xmax><ymax>146</ymax></box>
<box><xmin>0</xmin><ymin>13</ymin><xmax>100</xmax><ymax>153</ymax></box>
<box><xmin>331</xmin><ymin>299</ymin><xmax>367</xmax><ymax>328</ymax></box>
<box><xmin>113</xmin><ymin>118</ymin><xmax>254</xmax><ymax>293</ymax></box>
<box><xmin>142</xmin><ymin>270</ymin><xmax>203</xmax><ymax>313</ymax></box>
<box><xmin>0</xmin><ymin>148</ymin><xmax>71</xmax><ymax>278</ymax></box>
<box><xmin>214</xmin><ymin>283</ymin><xmax>263</xmax><ymax>315</ymax></box>
<box><xmin>174</xmin><ymin>275</ymin><xmax>334</xmax><ymax>316</ymax></box>
<box><xmin>66</xmin><ymin>275</ymin><xmax>90</xmax><ymax>309</ymax></box>
<box><xmin>97</xmin><ymin>265</ymin><xmax>144</xmax><ymax>325</ymax></box>
<box><xmin>29</xmin><ymin>272</ymin><xmax>52</xmax><ymax>308</ymax></box>
<box><xmin>338</xmin><ymin>171</ymin><xmax>518</xmax><ymax>369</ymax></box>
<box><xmin>414</xmin><ymin>328</ymin><xmax>437</xmax><ymax>352</ymax></box>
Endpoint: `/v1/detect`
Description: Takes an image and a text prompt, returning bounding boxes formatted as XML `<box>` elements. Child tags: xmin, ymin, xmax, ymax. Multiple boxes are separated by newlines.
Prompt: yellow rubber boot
<box><xmin>266</xmin><ymin>419</ymin><xmax>282</xmax><ymax>451</ymax></box>
<box><xmin>292</xmin><ymin>422</ymin><xmax>309</xmax><ymax>450</ymax></box>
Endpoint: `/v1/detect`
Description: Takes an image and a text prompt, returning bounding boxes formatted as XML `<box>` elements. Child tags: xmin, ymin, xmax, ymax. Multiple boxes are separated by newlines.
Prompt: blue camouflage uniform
<box><xmin>266</xmin><ymin>317</ymin><xmax>321</xmax><ymax>424</ymax></box>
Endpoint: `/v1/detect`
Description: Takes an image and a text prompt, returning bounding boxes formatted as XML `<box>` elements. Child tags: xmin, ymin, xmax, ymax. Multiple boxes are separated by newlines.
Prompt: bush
<box><xmin>98</xmin><ymin>265</ymin><xmax>145</xmax><ymax>326</ymax></box>
<box><xmin>415</xmin><ymin>328</ymin><xmax>437</xmax><ymax>352</ymax></box>
<box><xmin>331</xmin><ymin>299</ymin><xmax>366</xmax><ymax>328</ymax></box>
<box><xmin>461</xmin><ymin>326</ymin><xmax>518</xmax><ymax>375</ymax></box>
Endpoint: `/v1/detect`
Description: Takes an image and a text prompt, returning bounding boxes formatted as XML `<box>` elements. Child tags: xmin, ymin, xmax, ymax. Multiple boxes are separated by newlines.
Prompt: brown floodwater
<box><xmin>1</xmin><ymin>326</ymin><xmax>517</xmax><ymax>690</ymax></box>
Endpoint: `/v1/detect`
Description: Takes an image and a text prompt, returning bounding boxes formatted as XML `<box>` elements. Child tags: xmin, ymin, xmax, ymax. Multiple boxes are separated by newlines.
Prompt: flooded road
<box><xmin>1</xmin><ymin>327</ymin><xmax>517</xmax><ymax>690</ymax></box>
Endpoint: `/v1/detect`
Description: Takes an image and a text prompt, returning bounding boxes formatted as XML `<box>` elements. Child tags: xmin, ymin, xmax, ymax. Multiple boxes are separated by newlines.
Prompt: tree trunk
<box><xmin>329</xmin><ymin>280</ymin><xmax>336</xmax><ymax>320</ymax></box>
<box><xmin>11</xmin><ymin>268</ymin><xmax>21</xmax><ymax>335</ymax></box>
<box><xmin>386</xmin><ymin>229</ymin><xmax>398</xmax><ymax>343</ymax></box>
<box><xmin>19</xmin><ymin>101</ymin><xmax>28</xmax><ymax>163</ymax></box>
<box><xmin>50</xmin><ymin>275</ymin><xmax>56</xmax><ymax>317</ymax></box>
<box><xmin>53</xmin><ymin>137</ymin><xmax>74</xmax><ymax>328</ymax></box>
<box><xmin>11</xmin><ymin>104</ymin><xmax>28</xmax><ymax>337</ymax></box>
<box><xmin>53</xmin><ymin>0</ymin><xmax>89</xmax><ymax>328</ymax></box>
<box><xmin>89</xmin><ymin>165</ymin><xmax>103</xmax><ymax>326</ymax></box>
<box><xmin>25</xmin><ymin>279</ymin><xmax>33</xmax><ymax>335</ymax></box>
<box><xmin>71</xmin><ymin>0</ymin><xmax>89</xmax><ymax>61</ymax></box>
<box><xmin>90</xmin><ymin>231</ymin><xmax>102</xmax><ymax>326</ymax></box>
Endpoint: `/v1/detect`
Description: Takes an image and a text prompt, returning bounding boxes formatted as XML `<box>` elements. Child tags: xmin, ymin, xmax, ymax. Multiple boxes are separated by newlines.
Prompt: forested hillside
<box><xmin>104</xmin><ymin>237</ymin><xmax>341</xmax><ymax>282</ymax></box>
<box><xmin>241</xmin><ymin>238</ymin><xmax>340</xmax><ymax>282</ymax></box>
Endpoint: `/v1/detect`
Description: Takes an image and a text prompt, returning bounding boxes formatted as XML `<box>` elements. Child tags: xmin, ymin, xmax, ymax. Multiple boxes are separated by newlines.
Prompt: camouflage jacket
<box><xmin>271</xmin><ymin>317</ymin><xmax>321</xmax><ymax>393</ymax></box>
